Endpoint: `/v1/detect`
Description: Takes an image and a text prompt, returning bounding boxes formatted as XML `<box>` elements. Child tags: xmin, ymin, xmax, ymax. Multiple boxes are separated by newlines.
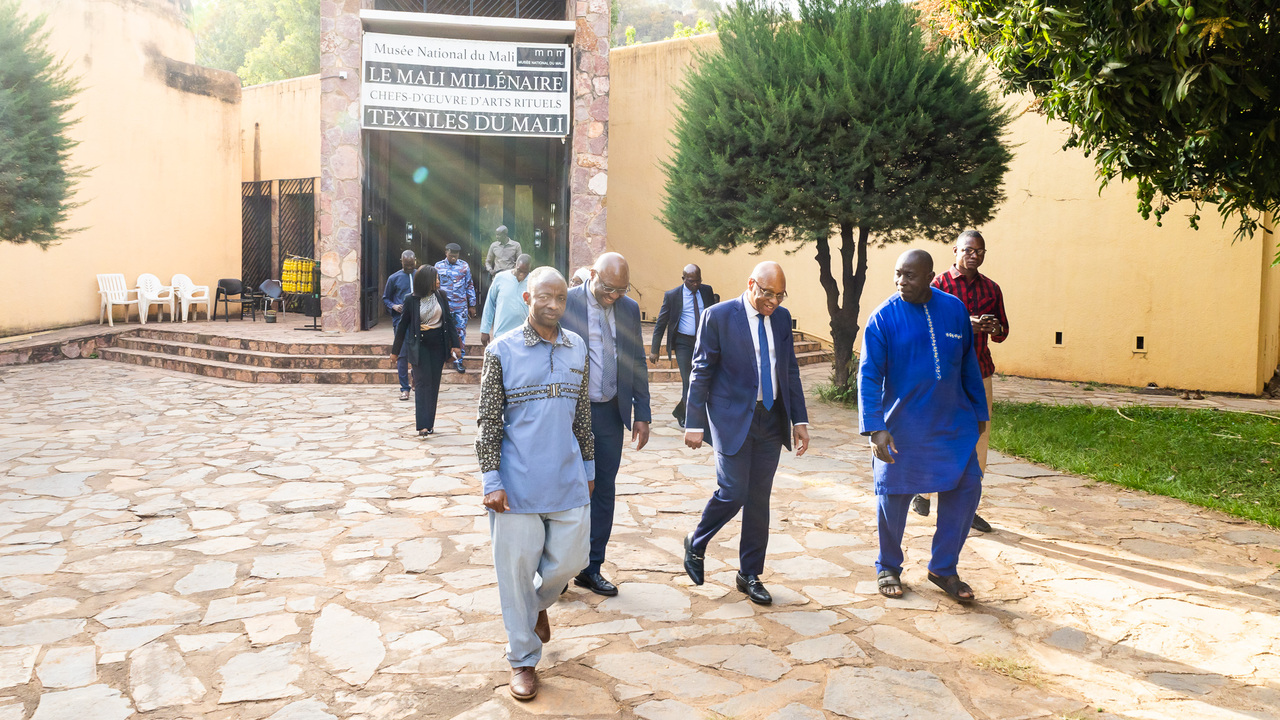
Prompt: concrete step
<box><xmin>104</xmin><ymin>330</ymin><xmax>831</xmax><ymax>385</ymax></box>
<box><xmin>98</xmin><ymin>347</ymin><xmax>481</xmax><ymax>385</ymax></box>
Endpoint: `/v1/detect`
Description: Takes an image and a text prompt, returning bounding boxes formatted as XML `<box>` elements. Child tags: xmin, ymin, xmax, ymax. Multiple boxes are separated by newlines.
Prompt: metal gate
<box><xmin>241</xmin><ymin>181</ymin><xmax>272</xmax><ymax>290</ymax></box>
<box><xmin>278</xmin><ymin>178</ymin><xmax>315</xmax><ymax>260</ymax></box>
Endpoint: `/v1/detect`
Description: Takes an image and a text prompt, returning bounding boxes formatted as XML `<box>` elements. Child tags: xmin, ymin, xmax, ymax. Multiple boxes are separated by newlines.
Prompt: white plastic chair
<box><xmin>171</xmin><ymin>274</ymin><xmax>211</xmax><ymax>322</ymax></box>
<box><xmin>97</xmin><ymin>273</ymin><xmax>139</xmax><ymax>327</ymax></box>
<box><xmin>136</xmin><ymin>273</ymin><xmax>175</xmax><ymax>324</ymax></box>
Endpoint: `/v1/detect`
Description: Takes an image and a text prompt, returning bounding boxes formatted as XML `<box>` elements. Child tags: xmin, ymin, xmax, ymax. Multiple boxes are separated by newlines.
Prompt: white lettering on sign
<box><xmin>361</xmin><ymin>33</ymin><xmax>572</xmax><ymax>138</ymax></box>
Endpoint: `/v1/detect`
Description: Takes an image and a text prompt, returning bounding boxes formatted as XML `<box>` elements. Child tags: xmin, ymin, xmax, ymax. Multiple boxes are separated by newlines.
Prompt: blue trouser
<box><xmin>672</xmin><ymin>332</ymin><xmax>696</xmax><ymax>422</ymax></box>
<box><xmin>391</xmin><ymin>315</ymin><xmax>409</xmax><ymax>391</ymax></box>
<box><xmin>691</xmin><ymin>403</ymin><xmax>785</xmax><ymax>576</ymax></box>
<box><xmin>448</xmin><ymin>304</ymin><xmax>468</xmax><ymax>355</ymax></box>
<box><xmin>584</xmin><ymin>399</ymin><xmax>625</xmax><ymax>575</ymax></box>
<box><xmin>876</xmin><ymin>471</ymin><xmax>983</xmax><ymax>578</ymax></box>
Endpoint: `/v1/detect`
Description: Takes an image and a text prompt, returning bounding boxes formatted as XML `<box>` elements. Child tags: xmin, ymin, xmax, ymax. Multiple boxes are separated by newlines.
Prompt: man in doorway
<box><xmin>382</xmin><ymin>250</ymin><xmax>416</xmax><ymax>401</ymax></box>
<box><xmin>485</xmin><ymin>225</ymin><xmax>522</xmax><ymax>277</ymax></box>
<box><xmin>650</xmin><ymin>264</ymin><xmax>715</xmax><ymax>427</ymax></box>
<box><xmin>916</xmin><ymin>230</ymin><xmax>1009</xmax><ymax>533</ymax></box>
<box><xmin>682</xmin><ymin>262</ymin><xmax>810</xmax><ymax>606</ymax></box>
<box><xmin>476</xmin><ymin>267</ymin><xmax>594</xmax><ymax>702</ymax></box>
<box><xmin>436</xmin><ymin>243</ymin><xmax>478</xmax><ymax>373</ymax></box>
<box><xmin>562</xmin><ymin>252</ymin><xmax>651</xmax><ymax>597</ymax></box>
<box><xmin>859</xmin><ymin>249</ymin><xmax>988</xmax><ymax>604</ymax></box>
<box><xmin>481</xmin><ymin>254</ymin><xmax>533</xmax><ymax>345</ymax></box>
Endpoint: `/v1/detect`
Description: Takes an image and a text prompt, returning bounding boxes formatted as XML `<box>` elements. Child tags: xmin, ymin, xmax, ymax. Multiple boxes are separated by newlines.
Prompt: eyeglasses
<box><xmin>755</xmin><ymin>286</ymin><xmax>787</xmax><ymax>302</ymax></box>
<box><xmin>597</xmin><ymin>281</ymin><xmax>631</xmax><ymax>296</ymax></box>
<box><xmin>959</xmin><ymin>248</ymin><xmax>986</xmax><ymax>257</ymax></box>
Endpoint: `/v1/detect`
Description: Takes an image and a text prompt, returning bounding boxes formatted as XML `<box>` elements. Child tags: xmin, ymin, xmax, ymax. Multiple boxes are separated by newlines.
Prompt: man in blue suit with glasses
<box><xmin>681</xmin><ymin>261</ymin><xmax>810</xmax><ymax>605</ymax></box>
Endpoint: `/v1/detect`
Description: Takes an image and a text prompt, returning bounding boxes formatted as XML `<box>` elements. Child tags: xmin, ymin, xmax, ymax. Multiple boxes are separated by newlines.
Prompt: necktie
<box><xmin>692</xmin><ymin>290</ymin><xmax>700</xmax><ymax>334</ymax></box>
<box><xmin>757</xmin><ymin>314</ymin><xmax>773</xmax><ymax>411</ymax></box>
<box><xmin>601</xmin><ymin>306</ymin><xmax>617</xmax><ymax>400</ymax></box>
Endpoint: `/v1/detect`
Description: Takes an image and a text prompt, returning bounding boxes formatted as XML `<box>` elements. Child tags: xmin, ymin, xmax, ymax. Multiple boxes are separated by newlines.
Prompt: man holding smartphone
<box><xmin>925</xmin><ymin>230</ymin><xmax>1009</xmax><ymax>533</ymax></box>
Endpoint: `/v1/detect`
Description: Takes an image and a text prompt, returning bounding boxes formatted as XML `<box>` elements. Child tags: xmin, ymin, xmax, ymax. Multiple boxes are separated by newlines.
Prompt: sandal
<box><xmin>928</xmin><ymin>573</ymin><xmax>975</xmax><ymax>603</ymax></box>
<box><xmin>877</xmin><ymin>570</ymin><xmax>903</xmax><ymax>598</ymax></box>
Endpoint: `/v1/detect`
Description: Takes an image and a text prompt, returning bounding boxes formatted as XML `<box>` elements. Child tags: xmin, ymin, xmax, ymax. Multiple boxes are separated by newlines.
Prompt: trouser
<box><xmin>584</xmin><ymin>399</ymin><xmax>625</xmax><ymax>575</ymax></box>
<box><xmin>449</xmin><ymin>304</ymin><xmax>468</xmax><ymax>355</ymax></box>
<box><xmin>671</xmin><ymin>332</ymin><xmax>696</xmax><ymax>422</ymax></box>
<box><xmin>490</xmin><ymin>504</ymin><xmax>590</xmax><ymax>668</ymax></box>
<box><xmin>411</xmin><ymin>328</ymin><xmax>446</xmax><ymax>432</ymax></box>
<box><xmin>391</xmin><ymin>316</ymin><xmax>409</xmax><ymax>392</ymax></box>
<box><xmin>691</xmin><ymin>403</ymin><xmax>786</xmax><ymax>576</ymax></box>
<box><xmin>877</xmin><ymin>471</ymin><xmax>983</xmax><ymax>578</ymax></box>
<box><xmin>977</xmin><ymin>376</ymin><xmax>993</xmax><ymax>471</ymax></box>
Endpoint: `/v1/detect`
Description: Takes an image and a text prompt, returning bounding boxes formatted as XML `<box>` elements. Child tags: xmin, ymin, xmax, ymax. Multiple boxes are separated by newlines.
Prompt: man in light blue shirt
<box><xmin>475</xmin><ymin>267</ymin><xmax>594</xmax><ymax>702</ymax></box>
<box><xmin>650</xmin><ymin>264</ymin><xmax>715</xmax><ymax>425</ymax></box>
<box><xmin>480</xmin><ymin>254</ymin><xmax>532</xmax><ymax>345</ymax></box>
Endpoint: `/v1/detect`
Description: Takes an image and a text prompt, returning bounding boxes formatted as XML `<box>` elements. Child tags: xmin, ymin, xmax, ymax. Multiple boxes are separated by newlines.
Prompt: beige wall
<box><xmin>241</xmin><ymin>75</ymin><xmax>322</xmax><ymax>182</ymax></box>
<box><xmin>0</xmin><ymin>0</ymin><xmax>242</xmax><ymax>337</ymax></box>
<box><xmin>609</xmin><ymin>36</ymin><xmax>1280</xmax><ymax>394</ymax></box>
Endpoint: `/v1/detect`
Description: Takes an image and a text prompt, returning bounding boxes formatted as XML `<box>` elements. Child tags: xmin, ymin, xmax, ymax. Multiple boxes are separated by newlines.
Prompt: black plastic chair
<box><xmin>214</xmin><ymin>279</ymin><xmax>258</xmax><ymax>322</ymax></box>
<box><xmin>259</xmin><ymin>279</ymin><xmax>285</xmax><ymax>316</ymax></box>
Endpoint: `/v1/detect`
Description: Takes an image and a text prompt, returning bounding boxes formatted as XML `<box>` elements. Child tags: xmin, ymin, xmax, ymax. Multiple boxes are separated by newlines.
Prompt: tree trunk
<box><xmin>817</xmin><ymin>221</ymin><xmax>870</xmax><ymax>390</ymax></box>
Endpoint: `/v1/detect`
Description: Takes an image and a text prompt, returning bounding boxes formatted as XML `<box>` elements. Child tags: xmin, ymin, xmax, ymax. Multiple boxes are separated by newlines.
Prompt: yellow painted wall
<box><xmin>609</xmin><ymin>36</ymin><xmax>1278</xmax><ymax>394</ymax></box>
<box><xmin>240</xmin><ymin>75</ymin><xmax>322</xmax><ymax>182</ymax></box>
<box><xmin>0</xmin><ymin>0</ymin><xmax>242</xmax><ymax>336</ymax></box>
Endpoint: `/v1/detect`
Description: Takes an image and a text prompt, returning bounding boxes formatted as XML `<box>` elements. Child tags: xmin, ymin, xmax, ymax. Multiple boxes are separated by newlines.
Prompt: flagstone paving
<box><xmin>0</xmin><ymin>360</ymin><xmax>1278</xmax><ymax>720</ymax></box>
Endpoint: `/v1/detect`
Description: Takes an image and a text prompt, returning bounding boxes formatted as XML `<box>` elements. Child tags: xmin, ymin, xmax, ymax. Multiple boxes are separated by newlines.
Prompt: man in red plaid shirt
<box><xmin>917</xmin><ymin>230</ymin><xmax>1008</xmax><ymax>533</ymax></box>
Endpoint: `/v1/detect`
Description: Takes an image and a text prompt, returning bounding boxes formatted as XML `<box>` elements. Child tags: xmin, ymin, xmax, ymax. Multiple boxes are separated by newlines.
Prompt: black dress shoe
<box><xmin>911</xmin><ymin>494</ymin><xmax>930</xmax><ymax>517</ymax></box>
<box><xmin>971</xmin><ymin>514</ymin><xmax>993</xmax><ymax>533</ymax></box>
<box><xmin>683</xmin><ymin>533</ymin><xmax>704</xmax><ymax>585</ymax></box>
<box><xmin>736</xmin><ymin>573</ymin><xmax>772</xmax><ymax>605</ymax></box>
<box><xmin>573</xmin><ymin>571</ymin><xmax>618</xmax><ymax>596</ymax></box>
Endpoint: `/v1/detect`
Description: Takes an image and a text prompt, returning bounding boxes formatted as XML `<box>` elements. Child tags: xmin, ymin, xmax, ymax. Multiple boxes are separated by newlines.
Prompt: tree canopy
<box><xmin>0</xmin><ymin>0</ymin><xmax>83</xmax><ymax>249</ymax></box>
<box><xmin>192</xmin><ymin>0</ymin><xmax>320</xmax><ymax>86</ymax></box>
<box><xmin>924</xmin><ymin>1</ymin><xmax>1280</xmax><ymax>242</ymax></box>
<box><xmin>662</xmin><ymin>0</ymin><xmax>1012</xmax><ymax>387</ymax></box>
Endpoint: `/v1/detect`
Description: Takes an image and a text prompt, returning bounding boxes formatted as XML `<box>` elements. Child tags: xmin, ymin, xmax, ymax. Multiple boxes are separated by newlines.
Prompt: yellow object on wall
<box><xmin>608</xmin><ymin>36</ymin><xmax>1280</xmax><ymax>395</ymax></box>
<box><xmin>0</xmin><ymin>0</ymin><xmax>242</xmax><ymax>336</ymax></box>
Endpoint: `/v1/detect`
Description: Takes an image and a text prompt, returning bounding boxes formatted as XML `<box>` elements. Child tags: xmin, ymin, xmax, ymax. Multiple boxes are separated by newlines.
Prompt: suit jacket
<box><xmin>391</xmin><ymin>290</ymin><xmax>462</xmax><ymax>364</ymax></box>
<box><xmin>650</xmin><ymin>283</ymin><xmax>716</xmax><ymax>357</ymax></box>
<box><xmin>563</xmin><ymin>285</ymin><xmax>652</xmax><ymax>430</ymax></box>
<box><xmin>686</xmin><ymin>297</ymin><xmax>808</xmax><ymax>455</ymax></box>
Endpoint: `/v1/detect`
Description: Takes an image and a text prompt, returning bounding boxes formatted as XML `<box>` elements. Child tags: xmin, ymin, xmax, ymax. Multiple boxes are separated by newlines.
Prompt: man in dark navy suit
<box><xmin>649</xmin><ymin>264</ymin><xmax>715</xmax><ymax>426</ymax></box>
<box><xmin>682</xmin><ymin>261</ymin><xmax>810</xmax><ymax>605</ymax></box>
<box><xmin>562</xmin><ymin>252</ymin><xmax>652</xmax><ymax>596</ymax></box>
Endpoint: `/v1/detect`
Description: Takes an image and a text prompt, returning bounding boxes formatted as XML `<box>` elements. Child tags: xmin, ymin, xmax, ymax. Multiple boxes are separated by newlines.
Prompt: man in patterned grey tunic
<box><xmin>475</xmin><ymin>266</ymin><xmax>595</xmax><ymax>702</ymax></box>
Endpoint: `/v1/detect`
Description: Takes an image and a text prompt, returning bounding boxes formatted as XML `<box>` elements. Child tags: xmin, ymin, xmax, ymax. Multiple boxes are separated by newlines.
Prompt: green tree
<box><xmin>662</xmin><ymin>0</ymin><xmax>1012</xmax><ymax>388</ymax></box>
<box><xmin>192</xmin><ymin>0</ymin><xmax>319</xmax><ymax>86</ymax></box>
<box><xmin>924</xmin><ymin>1</ymin><xmax>1280</xmax><ymax>243</ymax></box>
<box><xmin>0</xmin><ymin>0</ymin><xmax>84</xmax><ymax>248</ymax></box>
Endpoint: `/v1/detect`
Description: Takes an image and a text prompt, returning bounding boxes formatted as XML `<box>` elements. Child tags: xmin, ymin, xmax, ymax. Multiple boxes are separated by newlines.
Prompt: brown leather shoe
<box><xmin>509</xmin><ymin>666</ymin><xmax>538</xmax><ymax>701</ymax></box>
<box><xmin>534</xmin><ymin>609</ymin><xmax>550</xmax><ymax>643</ymax></box>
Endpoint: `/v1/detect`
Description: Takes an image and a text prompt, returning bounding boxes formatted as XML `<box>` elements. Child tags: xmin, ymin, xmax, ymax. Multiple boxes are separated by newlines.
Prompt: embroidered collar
<box><xmin>522</xmin><ymin>322</ymin><xmax>575</xmax><ymax>348</ymax></box>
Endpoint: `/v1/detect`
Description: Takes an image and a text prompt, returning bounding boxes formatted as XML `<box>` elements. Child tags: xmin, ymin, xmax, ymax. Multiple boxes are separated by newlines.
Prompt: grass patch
<box><xmin>972</xmin><ymin>654</ymin><xmax>1045</xmax><ymax>686</ymax></box>
<box><xmin>814</xmin><ymin>381</ymin><xmax>857</xmax><ymax>408</ymax></box>
<box><xmin>992</xmin><ymin>402</ymin><xmax>1280</xmax><ymax>528</ymax></box>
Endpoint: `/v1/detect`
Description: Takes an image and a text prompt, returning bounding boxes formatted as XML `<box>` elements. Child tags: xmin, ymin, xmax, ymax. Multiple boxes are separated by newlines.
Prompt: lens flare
<box><xmin>413</xmin><ymin>166</ymin><xmax>429</xmax><ymax>184</ymax></box>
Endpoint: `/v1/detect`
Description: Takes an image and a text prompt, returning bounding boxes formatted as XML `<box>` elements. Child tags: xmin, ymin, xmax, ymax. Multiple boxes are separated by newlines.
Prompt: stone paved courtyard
<box><xmin>1</xmin><ymin>360</ymin><xmax>1278</xmax><ymax>720</ymax></box>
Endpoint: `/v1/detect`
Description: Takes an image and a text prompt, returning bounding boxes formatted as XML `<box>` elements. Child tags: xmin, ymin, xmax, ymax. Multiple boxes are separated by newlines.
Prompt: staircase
<box><xmin>98</xmin><ymin>327</ymin><xmax>833</xmax><ymax>385</ymax></box>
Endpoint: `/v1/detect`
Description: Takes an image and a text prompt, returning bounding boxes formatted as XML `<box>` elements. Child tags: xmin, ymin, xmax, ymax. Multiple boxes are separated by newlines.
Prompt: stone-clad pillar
<box><xmin>568</xmin><ymin>0</ymin><xmax>610</xmax><ymax>270</ymax></box>
<box><xmin>318</xmin><ymin>0</ymin><xmax>368</xmax><ymax>333</ymax></box>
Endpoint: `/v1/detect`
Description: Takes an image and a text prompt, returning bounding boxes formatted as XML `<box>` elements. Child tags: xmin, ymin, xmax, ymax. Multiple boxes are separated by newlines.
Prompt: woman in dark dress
<box><xmin>391</xmin><ymin>266</ymin><xmax>462</xmax><ymax>436</ymax></box>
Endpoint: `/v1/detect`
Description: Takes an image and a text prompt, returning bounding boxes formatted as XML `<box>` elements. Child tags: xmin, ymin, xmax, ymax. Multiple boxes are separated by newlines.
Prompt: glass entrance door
<box><xmin>365</xmin><ymin>132</ymin><xmax>567</xmax><ymax>325</ymax></box>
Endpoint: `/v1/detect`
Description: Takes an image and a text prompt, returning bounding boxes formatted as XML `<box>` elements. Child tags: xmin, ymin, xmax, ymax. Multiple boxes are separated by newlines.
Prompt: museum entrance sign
<box><xmin>361</xmin><ymin>32</ymin><xmax>571</xmax><ymax>137</ymax></box>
